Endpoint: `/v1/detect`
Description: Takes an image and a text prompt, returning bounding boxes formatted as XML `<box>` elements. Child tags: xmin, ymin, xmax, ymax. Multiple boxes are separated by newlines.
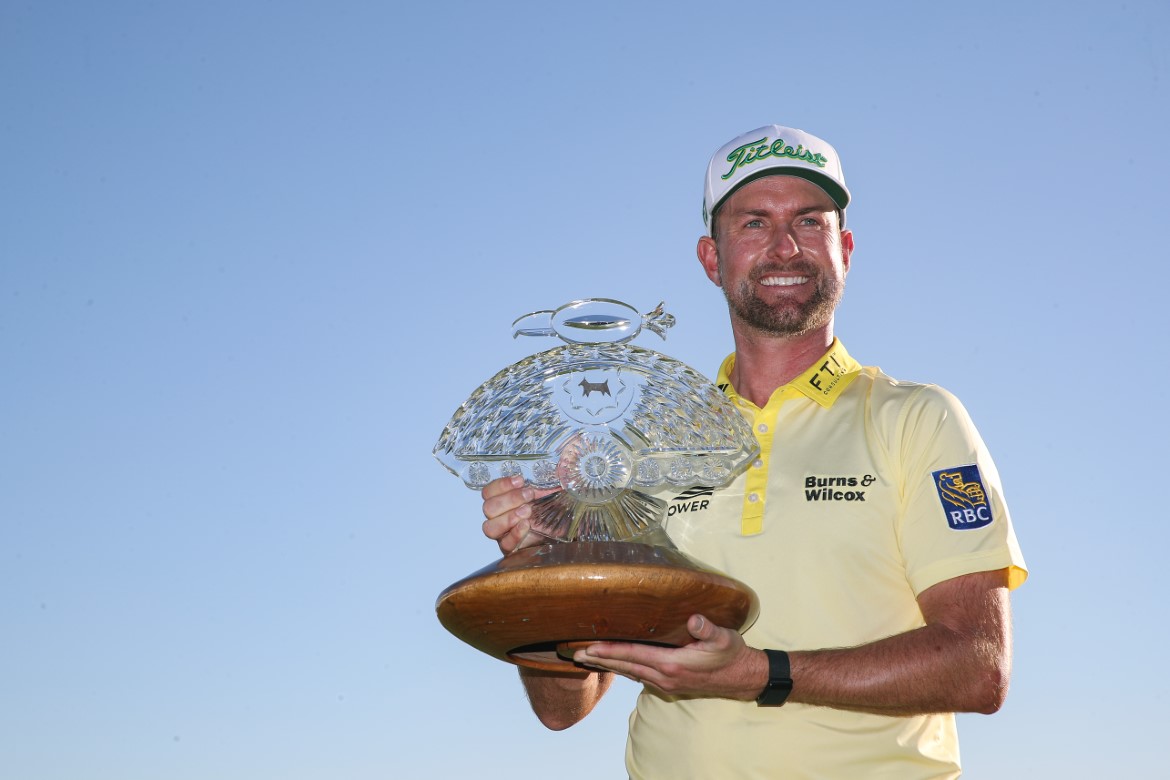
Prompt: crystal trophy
<box><xmin>434</xmin><ymin>299</ymin><xmax>761</xmax><ymax>670</ymax></box>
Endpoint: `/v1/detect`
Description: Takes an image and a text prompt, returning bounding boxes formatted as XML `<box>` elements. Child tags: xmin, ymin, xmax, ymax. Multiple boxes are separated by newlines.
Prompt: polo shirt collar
<box><xmin>716</xmin><ymin>339</ymin><xmax>862</xmax><ymax>410</ymax></box>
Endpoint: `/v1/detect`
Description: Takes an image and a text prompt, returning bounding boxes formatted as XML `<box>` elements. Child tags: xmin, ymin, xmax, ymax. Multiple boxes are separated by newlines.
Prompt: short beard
<box><xmin>722</xmin><ymin>260</ymin><xmax>844</xmax><ymax>338</ymax></box>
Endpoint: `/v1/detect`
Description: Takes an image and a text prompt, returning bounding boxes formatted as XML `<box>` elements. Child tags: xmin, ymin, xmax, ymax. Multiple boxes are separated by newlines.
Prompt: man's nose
<box><xmin>766</xmin><ymin>228</ymin><xmax>800</xmax><ymax>259</ymax></box>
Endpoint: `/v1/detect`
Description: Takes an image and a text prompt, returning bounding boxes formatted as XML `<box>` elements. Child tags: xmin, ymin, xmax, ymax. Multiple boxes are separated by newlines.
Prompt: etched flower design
<box><xmin>556</xmin><ymin>433</ymin><xmax>633</xmax><ymax>505</ymax></box>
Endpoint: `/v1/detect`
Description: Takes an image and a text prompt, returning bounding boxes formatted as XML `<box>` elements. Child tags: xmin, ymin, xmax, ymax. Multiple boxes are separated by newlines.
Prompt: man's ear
<box><xmin>697</xmin><ymin>236</ymin><xmax>722</xmax><ymax>287</ymax></box>
<box><xmin>841</xmin><ymin>229</ymin><xmax>854</xmax><ymax>275</ymax></box>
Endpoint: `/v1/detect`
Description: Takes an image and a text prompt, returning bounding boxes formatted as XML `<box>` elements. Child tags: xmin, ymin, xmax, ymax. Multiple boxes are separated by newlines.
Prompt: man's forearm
<box><xmin>787</xmin><ymin>584</ymin><xmax>1011</xmax><ymax>716</ymax></box>
<box><xmin>518</xmin><ymin>667</ymin><xmax>615</xmax><ymax>730</ymax></box>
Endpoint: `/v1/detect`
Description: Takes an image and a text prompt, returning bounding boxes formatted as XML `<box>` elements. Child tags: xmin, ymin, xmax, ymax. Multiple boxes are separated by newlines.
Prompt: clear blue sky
<box><xmin>2</xmin><ymin>2</ymin><xmax>1167</xmax><ymax>777</ymax></box>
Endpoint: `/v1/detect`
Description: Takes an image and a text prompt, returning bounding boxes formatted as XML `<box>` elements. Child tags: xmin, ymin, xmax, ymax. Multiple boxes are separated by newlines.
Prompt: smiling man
<box><xmin>481</xmin><ymin>125</ymin><xmax>1028</xmax><ymax>778</ymax></box>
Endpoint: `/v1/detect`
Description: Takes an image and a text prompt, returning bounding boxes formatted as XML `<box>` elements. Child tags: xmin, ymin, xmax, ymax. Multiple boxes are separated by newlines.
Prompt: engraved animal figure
<box><xmin>936</xmin><ymin>471</ymin><xmax>986</xmax><ymax>509</ymax></box>
<box><xmin>578</xmin><ymin>378</ymin><xmax>612</xmax><ymax>397</ymax></box>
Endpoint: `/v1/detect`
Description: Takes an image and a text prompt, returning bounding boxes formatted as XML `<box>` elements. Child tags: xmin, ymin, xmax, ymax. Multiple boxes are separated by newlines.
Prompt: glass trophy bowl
<box><xmin>433</xmin><ymin>299</ymin><xmax>761</xmax><ymax>671</ymax></box>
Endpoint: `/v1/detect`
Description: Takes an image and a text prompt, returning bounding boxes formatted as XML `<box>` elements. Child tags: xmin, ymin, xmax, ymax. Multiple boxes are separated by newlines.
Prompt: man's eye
<box><xmin>799</xmin><ymin>217</ymin><xmax>822</xmax><ymax>227</ymax></box>
<box><xmin>745</xmin><ymin>219</ymin><xmax>763</xmax><ymax>228</ymax></box>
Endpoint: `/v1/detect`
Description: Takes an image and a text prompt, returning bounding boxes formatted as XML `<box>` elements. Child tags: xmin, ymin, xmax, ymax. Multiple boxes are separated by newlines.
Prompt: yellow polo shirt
<box><xmin>626</xmin><ymin>340</ymin><xmax>1027</xmax><ymax>779</ymax></box>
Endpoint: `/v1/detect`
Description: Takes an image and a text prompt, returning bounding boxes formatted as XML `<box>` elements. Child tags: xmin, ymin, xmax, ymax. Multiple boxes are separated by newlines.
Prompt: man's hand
<box><xmin>480</xmin><ymin>475</ymin><xmax>557</xmax><ymax>554</ymax></box>
<box><xmin>571</xmin><ymin>614</ymin><xmax>769</xmax><ymax>701</ymax></box>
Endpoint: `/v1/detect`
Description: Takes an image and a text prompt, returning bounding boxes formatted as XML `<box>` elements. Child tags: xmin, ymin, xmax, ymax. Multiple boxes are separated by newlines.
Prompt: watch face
<box><xmin>757</xmin><ymin>679</ymin><xmax>793</xmax><ymax>707</ymax></box>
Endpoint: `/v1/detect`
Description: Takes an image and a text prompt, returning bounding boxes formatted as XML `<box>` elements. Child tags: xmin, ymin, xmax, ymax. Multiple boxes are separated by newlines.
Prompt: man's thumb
<box><xmin>688</xmin><ymin>614</ymin><xmax>711</xmax><ymax>640</ymax></box>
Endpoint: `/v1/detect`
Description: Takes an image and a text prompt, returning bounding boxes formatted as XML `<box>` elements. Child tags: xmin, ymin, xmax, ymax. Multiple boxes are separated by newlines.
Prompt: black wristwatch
<box><xmin>756</xmin><ymin>649</ymin><xmax>793</xmax><ymax>707</ymax></box>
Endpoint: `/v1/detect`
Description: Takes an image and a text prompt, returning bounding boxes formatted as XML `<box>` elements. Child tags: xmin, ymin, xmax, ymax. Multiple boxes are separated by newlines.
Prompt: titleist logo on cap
<box><xmin>720</xmin><ymin>137</ymin><xmax>830</xmax><ymax>181</ymax></box>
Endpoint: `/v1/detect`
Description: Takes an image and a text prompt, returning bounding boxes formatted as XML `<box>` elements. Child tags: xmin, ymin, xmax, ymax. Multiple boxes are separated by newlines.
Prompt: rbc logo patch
<box><xmin>932</xmin><ymin>465</ymin><xmax>993</xmax><ymax>531</ymax></box>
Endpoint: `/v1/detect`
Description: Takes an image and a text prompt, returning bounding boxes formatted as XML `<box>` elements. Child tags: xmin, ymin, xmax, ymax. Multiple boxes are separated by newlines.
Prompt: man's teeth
<box><xmin>760</xmin><ymin>276</ymin><xmax>809</xmax><ymax>287</ymax></box>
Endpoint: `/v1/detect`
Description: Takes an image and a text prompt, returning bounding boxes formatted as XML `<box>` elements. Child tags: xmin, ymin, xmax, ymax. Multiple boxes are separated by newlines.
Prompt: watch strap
<box><xmin>756</xmin><ymin>648</ymin><xmax>793</xmax><ymax>707</ymax></box>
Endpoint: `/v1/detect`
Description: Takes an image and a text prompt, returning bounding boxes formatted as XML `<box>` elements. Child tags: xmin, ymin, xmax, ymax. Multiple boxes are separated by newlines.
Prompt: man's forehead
<box><xmin>722</xmin><ymin>175</ymin><xmax>839</xmax><ymax>211</ymax></box>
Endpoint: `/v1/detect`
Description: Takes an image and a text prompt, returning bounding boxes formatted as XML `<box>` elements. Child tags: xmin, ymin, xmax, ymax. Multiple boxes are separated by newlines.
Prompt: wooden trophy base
<box><xmin>436</xmin><ymin>537</ymin><xmax>759</xmax><ymax>672</ymax></box>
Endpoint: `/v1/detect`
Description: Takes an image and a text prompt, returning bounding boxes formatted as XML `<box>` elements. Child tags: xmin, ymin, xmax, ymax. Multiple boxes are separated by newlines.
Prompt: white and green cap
<box><xmin>702</xmin><ymin>125</ymin><xmax>850</xmax><ymax>235</ymax></box>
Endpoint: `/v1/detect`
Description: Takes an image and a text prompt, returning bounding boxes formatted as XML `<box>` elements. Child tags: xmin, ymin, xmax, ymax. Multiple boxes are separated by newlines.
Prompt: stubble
<box><xmin>721</xmin><ymin>259</ymin><xmax>845</xmax><ymax>338</ymax></box>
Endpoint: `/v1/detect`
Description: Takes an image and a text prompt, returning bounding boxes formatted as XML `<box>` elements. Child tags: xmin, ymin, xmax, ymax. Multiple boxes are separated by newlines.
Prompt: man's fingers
<box><xmin>479</xmin><ymin>475</ymin><xmax>560</xmax><ymax>553</ymax></box>
<box><xmin>481</xmin><ymin>481</ymin><xmax>535</xmax><ymax>524</ymax></box>
<box><xmin>481</xmin><ymin>474</ymin><xmax>526</xmax><ymax>501</ymax></box>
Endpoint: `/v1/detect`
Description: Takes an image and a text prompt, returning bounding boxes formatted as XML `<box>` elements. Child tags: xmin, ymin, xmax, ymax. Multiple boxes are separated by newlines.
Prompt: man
<box><xmin>481</xmin><ymin>125</ymin><xmax>1028</xmax><ymax>778</ymax></box>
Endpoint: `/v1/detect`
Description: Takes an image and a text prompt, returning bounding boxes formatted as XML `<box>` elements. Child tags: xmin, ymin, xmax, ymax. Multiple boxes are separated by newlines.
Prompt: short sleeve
<box><xmin>892</xmin><ymin>385</ymin><xmax>1028</xmax><ymax>595</ymax></box>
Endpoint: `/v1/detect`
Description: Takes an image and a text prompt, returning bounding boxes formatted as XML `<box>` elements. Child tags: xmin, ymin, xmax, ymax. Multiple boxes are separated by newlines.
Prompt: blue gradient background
<box><xmin>2</xmin><ymin>2</ymin><xmax>1166</xmax><ymax>777</ymax></box>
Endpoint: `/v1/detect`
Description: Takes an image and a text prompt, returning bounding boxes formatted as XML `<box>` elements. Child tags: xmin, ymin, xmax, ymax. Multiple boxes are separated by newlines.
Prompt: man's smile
<box><xmin>759</xmin><ymin>275</ymin><xmax>810</xmax><ymax>287</ymax></box>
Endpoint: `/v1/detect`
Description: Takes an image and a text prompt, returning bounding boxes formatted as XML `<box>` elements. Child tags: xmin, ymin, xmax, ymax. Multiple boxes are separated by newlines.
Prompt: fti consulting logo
<box><xmin>932</xmin><ymin>465</ymin><xmax>993</xmax><ymax>530</ymax></box>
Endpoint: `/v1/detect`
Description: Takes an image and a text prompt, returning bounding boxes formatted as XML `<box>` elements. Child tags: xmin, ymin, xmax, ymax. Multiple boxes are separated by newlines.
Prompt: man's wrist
<box><xmin>756</xmin><ymin>649</ymin><xmax>793</xmax><ymax>707</ymax></box>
